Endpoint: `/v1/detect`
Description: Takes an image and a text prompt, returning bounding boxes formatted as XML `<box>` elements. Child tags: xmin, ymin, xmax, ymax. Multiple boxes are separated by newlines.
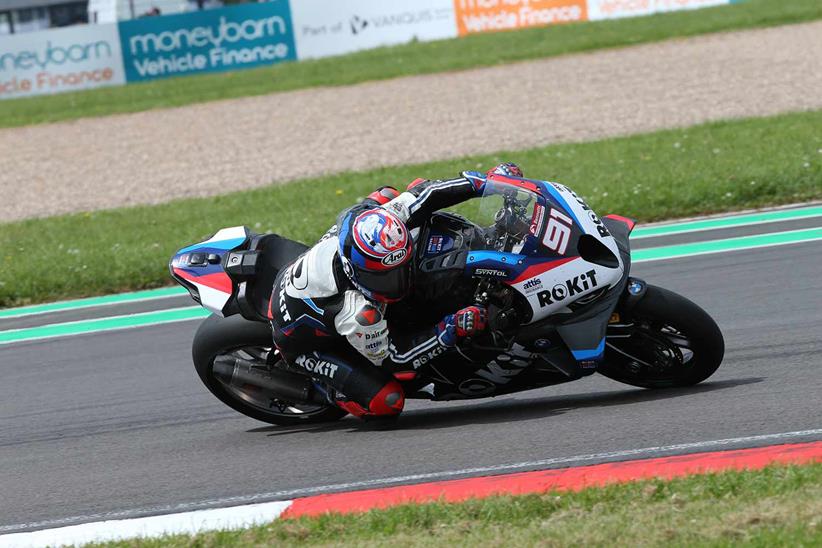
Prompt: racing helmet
<box><xmin>488</xmin><ymin>162</ymin><xmax>524</xmax><ymax>178</ymax></box>
<box><xmin>338</xmin><ymin>208</ymin><xmax>413</xmax><ymax>303</ymax></box>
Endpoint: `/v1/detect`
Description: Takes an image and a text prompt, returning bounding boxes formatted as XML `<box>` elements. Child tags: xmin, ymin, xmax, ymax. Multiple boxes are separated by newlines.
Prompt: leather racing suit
<box><xmin>269</xmin><ymin>173</ymin><xmax>487</xmax><ymax>418</ymax></box>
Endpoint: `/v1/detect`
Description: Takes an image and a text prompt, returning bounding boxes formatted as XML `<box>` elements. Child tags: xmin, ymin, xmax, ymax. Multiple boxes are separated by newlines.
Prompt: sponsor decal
<box><xmin>522</xmin><ymin>277</ymin><xmax>543</xmax><ymax>294</ymax></box>
<box><xmin>454</xmin><ymin>0</ymin><xmax>587</xmax><ymax>36</ymax></box>
<box><xmin>0</xmin><ymin>24</ymin><xmax>125</xmax><ymax>99</ymax></box>
<box><xmin>530</xmin><ymin>204</ymin><xmax>545</xmax><ymax>235</ymax></box>
<box><xmin>365</xmin><ymin>328</ymin><xmax>388</xmax><ymax>340</ymax></box>
<box><xmin>412</xmin><ymin>345</ymin><xmax>446</xmax><ymax>368</ymax></box>
<box><xmin>586</xmin><ymin>0</ymin><xmax>730</xmax><ymax>21</ymax></box>
<box><xmin>277</xmin><ymin>265</ymin><xmax>292</xmax><ymax>323</ymax></box>
<box><xmin>579</xmin><ymin>359</ymin><xmax>599</xmax><ymax>369</ymax></box>
<box><xmin>542</xmin><ymin>207</ymin><xmax>574</xmax><ymax>254</ymax></box>
<box><xmin>537</xmin><ymin>268</ymin><xmax>599</xmax><ymax>306</ymax></box>
<box><xmin>118</xmin><ymin>1</ymin><xmax>295</xmax><ymax>83</ymax></box>
<box><xmin>428</xmin><ymin>235</ymin><xmax>444</xmax><ymax>254</ymax></box>
<box><xmin>426</xmin><ymin>234</ymin><xmax>454</xmax><ymax>255</ymax></box>
<box><xmin>292</xmin><ymin>0</ymin><xmax>457</xmax><ymax>59</ymax></box>
<box><xmin>295</xmin><ymin>354</ymin><xmax>339</xmax><ymax>378</ymax></box>
<box><xmin>554</xmin><ymin>183</ymin><xmax>610</xmax><ymax>238</ymax></box>
<box><xmin>474</xmin><ymin>268</ymin><xmax>509</xmax><ymax>278</ymax></box>
<box><xmin>382</xmin><ymin>248</ymin><xmax>408</xmax><ymax>266</ymax></box>
<box><xmin>386</xmin><ymin>199</ymin><xmax>410</xmax><ymax>220</ymax></box>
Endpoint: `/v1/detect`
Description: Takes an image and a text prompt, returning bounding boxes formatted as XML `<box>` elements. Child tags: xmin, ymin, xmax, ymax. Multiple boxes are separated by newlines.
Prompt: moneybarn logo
<box><xmin>0</xmin><ymin>40</ymin><xmax>111</xmax><ymax>71</ymax></box>
<box><xmin>0</xmin><ymin>23</ymin><xmax>124</xmax><ymax>99</ymax></box>
<box><xmin>119</xmin><ymin>1</ymin><xmax>295</xmax><ymax>82</ymax></box>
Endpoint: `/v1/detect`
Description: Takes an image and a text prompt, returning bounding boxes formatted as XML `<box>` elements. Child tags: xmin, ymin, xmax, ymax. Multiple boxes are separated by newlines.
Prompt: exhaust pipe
<box><xmin>212</xmin><ymin>357</ymin><xmax>323</xmax><ymax>404</ymax></box>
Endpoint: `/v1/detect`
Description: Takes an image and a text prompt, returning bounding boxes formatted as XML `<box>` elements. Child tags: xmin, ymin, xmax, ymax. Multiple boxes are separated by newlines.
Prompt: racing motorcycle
<box><xmin>170</xmin><ymin>175</ymin><xmax>724</xmax><ymax>425</ymax></box>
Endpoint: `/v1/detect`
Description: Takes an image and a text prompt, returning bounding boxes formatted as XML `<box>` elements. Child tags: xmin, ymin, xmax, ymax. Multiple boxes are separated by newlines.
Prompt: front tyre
<box><xmin>600</xmin><ymin>285</ymin><xmax>724</xmax><ymax>388</ymax></box>
<box><xmin>192</xmin><ymin>314</ymin><xmax>347</xmax><ymax>425</ymax></box>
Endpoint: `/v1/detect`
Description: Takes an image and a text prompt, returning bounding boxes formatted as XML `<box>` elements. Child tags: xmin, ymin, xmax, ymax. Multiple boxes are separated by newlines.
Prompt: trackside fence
<box><xmin>0</xmin><ymin>0</ymin><xmax>742</xmax><ymax>100</ymax></box>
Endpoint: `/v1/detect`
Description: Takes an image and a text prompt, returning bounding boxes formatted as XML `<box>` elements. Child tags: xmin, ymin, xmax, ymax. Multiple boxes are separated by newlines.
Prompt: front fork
<box><xmin>605</xmin><ymin>276</ymin><xmax>648</xmax><ymax>339</ymax></box>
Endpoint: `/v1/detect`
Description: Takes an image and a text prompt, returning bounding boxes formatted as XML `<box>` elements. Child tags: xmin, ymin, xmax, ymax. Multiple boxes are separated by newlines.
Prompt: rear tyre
<box><xmin>192</xmin><ymin>314</ymin><xmax>347</xmax><ymax>425</ymax></box>
<box><xmin>600</xmin><ymin>285</ymin><xmax>724</xmax><ymax>389</ymax></box>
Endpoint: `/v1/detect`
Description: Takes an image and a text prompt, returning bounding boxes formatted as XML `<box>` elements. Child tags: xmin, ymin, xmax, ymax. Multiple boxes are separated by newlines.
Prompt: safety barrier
<box><xmin>0</xmin><ymin>0</ymin><xmax>738</xmax><ymax>100</ymax></box>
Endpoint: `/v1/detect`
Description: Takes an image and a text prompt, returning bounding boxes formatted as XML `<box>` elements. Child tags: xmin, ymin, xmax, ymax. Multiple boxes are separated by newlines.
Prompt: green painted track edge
<box><xmin>631</xmin><ymin>205</ymin><xmax>822</xmax><ymax>239</ymax></box>
<box><xmin>2</xmin><ymin>227</ymin><xmax>821</xmax><ymax>346</ymax></box>
<box><xmin>0</xmin><ymin>307</ymin><xmax>209</xmax><ymax>345</ymax></box>
<box><xmin>633</xmin><ymin>227</ymin><xmax>822</xmax><ymax>262</ymax></box>
<box><xmin>0</xmin><ymin>287</ymin><xmax>188</xmax><ymax>320</ymax></box>
<box><xmin>0</xmin><ymin>205</ymin><xmax>819</xmax><ymax>321</ymax></box>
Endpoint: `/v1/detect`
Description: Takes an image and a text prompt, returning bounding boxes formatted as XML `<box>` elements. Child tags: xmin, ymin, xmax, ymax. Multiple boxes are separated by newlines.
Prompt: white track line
<box><xmin>2</xmin><ymin>428</ymin><xmax>820</xmax><ymax>547</ymax></box>
<box><xmin>0</xmin><ymin>501</ymin><xmax>292</xmax><ymax>548</ymax></box>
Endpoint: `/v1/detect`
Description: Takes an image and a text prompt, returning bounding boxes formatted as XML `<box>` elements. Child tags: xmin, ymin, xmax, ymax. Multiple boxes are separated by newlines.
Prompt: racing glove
<box><xmin>436</xmin><ymin>306</ymin><xmax>488</xmax><ymax>347</ymax></box>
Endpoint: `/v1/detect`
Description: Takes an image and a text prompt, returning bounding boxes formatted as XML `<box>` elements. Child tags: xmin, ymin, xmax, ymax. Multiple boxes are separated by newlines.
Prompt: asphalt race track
<box><xmin>1</xmin><ymin>218</ymin><xmax>821</xmax><ymax>533</ymax></box>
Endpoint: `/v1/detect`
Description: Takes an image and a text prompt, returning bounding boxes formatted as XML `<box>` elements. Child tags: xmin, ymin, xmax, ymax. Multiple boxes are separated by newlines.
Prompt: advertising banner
<box><xmin>453</xmin><ymin>0</ymin><xmax>587</xmax><ymax>36</ymax></box>
<box><xmin>291</xmin><ymin>0</ymin><xmax>457</xmax><ymax>60</ymax></box>
<box><xmin>586</xmin><ymin>0</ymin><xmax>730</xmax><ymax>21</ymax></box>
<box><xmin>118</xmin><ymin>1</ymin><xmax>296</xmax><ymax>83</ymax></box>
<box><xmin>0</xmin><ymin>23</ymin><xmax>125</xmax><ymax>99</ymax></box>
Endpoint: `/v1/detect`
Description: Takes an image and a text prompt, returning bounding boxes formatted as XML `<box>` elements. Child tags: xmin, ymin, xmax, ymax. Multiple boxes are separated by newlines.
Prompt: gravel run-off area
<box><xmin>1</xmin><ymin>21</ymin><xmax>821</xmax><ymax>223</ymax></box>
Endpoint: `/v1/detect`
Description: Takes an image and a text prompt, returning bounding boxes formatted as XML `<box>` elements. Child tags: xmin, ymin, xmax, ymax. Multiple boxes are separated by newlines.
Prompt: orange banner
<box><xmin>454</xmin><ymin>0</ymin><xmax>587</xmax><ymax>36</ymax></box>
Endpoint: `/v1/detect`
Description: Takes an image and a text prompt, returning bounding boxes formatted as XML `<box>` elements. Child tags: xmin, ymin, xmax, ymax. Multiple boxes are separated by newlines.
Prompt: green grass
<box><xmin>95</xmin><ymin>463</ymin><xmax>822</xmax><ymax>547</ymax></box>
<box><xmin>0</xmin><ymin>110</ymin><xmax>819</xmax><ymax>308</ymax></box>
<box><xmin>2</xmin><ymin>0</ymin><xmax>820</xmax><ymax>128</ymax></box>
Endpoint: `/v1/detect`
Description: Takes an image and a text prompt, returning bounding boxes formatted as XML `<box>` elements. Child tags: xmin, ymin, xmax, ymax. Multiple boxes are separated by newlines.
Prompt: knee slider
<box><xmin>368</xmin><ymin>380</ymin><xmax>405</xmax><ymax>416</ymax></box>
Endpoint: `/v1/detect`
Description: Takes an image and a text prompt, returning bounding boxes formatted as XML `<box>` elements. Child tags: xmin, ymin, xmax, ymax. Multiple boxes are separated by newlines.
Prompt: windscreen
<box><xmin>468</xmin><ymin>181</ymin><xmax>542</xmax><ymax>254</ymax></box>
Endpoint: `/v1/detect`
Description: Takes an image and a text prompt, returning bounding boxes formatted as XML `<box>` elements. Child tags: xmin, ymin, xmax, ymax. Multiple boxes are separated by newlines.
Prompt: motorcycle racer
<box><xmin>269</xmin><ymin>164</ymin><xmax>519</xmax><ymax>421</ymax></box>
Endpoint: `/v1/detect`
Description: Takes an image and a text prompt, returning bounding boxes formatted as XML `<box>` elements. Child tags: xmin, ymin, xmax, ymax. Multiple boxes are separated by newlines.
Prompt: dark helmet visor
<box><xmin>354</xmin><ymin>262</ymin><xmax>411</xmax><ymax>302</ymax></box>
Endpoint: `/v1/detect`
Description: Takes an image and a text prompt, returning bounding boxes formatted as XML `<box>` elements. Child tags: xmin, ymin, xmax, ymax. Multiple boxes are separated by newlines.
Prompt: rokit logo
<box><xmin>277</xmin><ymin>265</ymin><xmax>292</xmax><ymax>323</ymax></box>
<box><xmin>295</xmin><ymin>355</ymin><xmax>339</xmax><ymax>378</ymax></box>
<box><xmin>412</xmin><ymin>345</ymin><xmax>445</xmax><ymax>368</ymax></box>
<box><xmin>537</xmin><ymin>269</ymin><xmax>599</xmax><ymax>307</ymax></box>
<box><xmin>554</xmin><ymin>183</ymin><xmax>610</xmax><ymax>239</ymax></box>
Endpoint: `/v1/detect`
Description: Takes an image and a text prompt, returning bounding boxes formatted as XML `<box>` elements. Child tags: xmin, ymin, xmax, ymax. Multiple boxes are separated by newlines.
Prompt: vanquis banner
<box><xmin>118</xmin><ymin>0</ymin><xmax>296</xmax><ymax>83</ymax></box>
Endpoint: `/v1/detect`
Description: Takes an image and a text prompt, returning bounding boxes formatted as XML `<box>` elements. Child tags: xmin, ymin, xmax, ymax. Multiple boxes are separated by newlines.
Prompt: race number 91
<box><xmin>542</xmin><ymin>208</ymin><xmax>573</xmax><ymax>254</ymax></box>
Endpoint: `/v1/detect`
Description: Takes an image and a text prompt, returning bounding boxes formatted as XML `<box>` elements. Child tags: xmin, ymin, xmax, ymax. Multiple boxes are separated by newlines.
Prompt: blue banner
<box><xmin>118</xmin><ymin>1</ymin><xmax>295</xmax><ymax>83</ymax></box>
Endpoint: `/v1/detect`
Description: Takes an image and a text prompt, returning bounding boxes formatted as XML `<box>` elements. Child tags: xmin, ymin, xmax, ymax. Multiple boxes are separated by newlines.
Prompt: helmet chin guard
<box><xmin>339</xmin><ymin>208</ymin><xmax>413</xmax><ymax>302</ymax></box>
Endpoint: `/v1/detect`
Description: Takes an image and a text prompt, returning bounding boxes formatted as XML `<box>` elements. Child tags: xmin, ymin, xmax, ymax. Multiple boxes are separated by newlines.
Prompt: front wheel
<box><xmin>192</xmin><ymin>314</ymin><xmax>347</xmax><ymax>425</ymax></box>
<box><xmin>600</xmin><ymin>285</ymin><xmax>724</xmax><ymax>388</ymax></box>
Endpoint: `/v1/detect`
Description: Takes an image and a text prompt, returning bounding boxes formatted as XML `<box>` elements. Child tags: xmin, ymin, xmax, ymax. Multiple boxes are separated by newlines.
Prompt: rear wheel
<box><xmin>600</xmin><ymin>285</ymin><xmax>724</xmax><ymax>388</ymax></box>
<box><xmin>192</xmin><ymin>314</ymin><xmax>347</xmax><ymax>425</ymax></box>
